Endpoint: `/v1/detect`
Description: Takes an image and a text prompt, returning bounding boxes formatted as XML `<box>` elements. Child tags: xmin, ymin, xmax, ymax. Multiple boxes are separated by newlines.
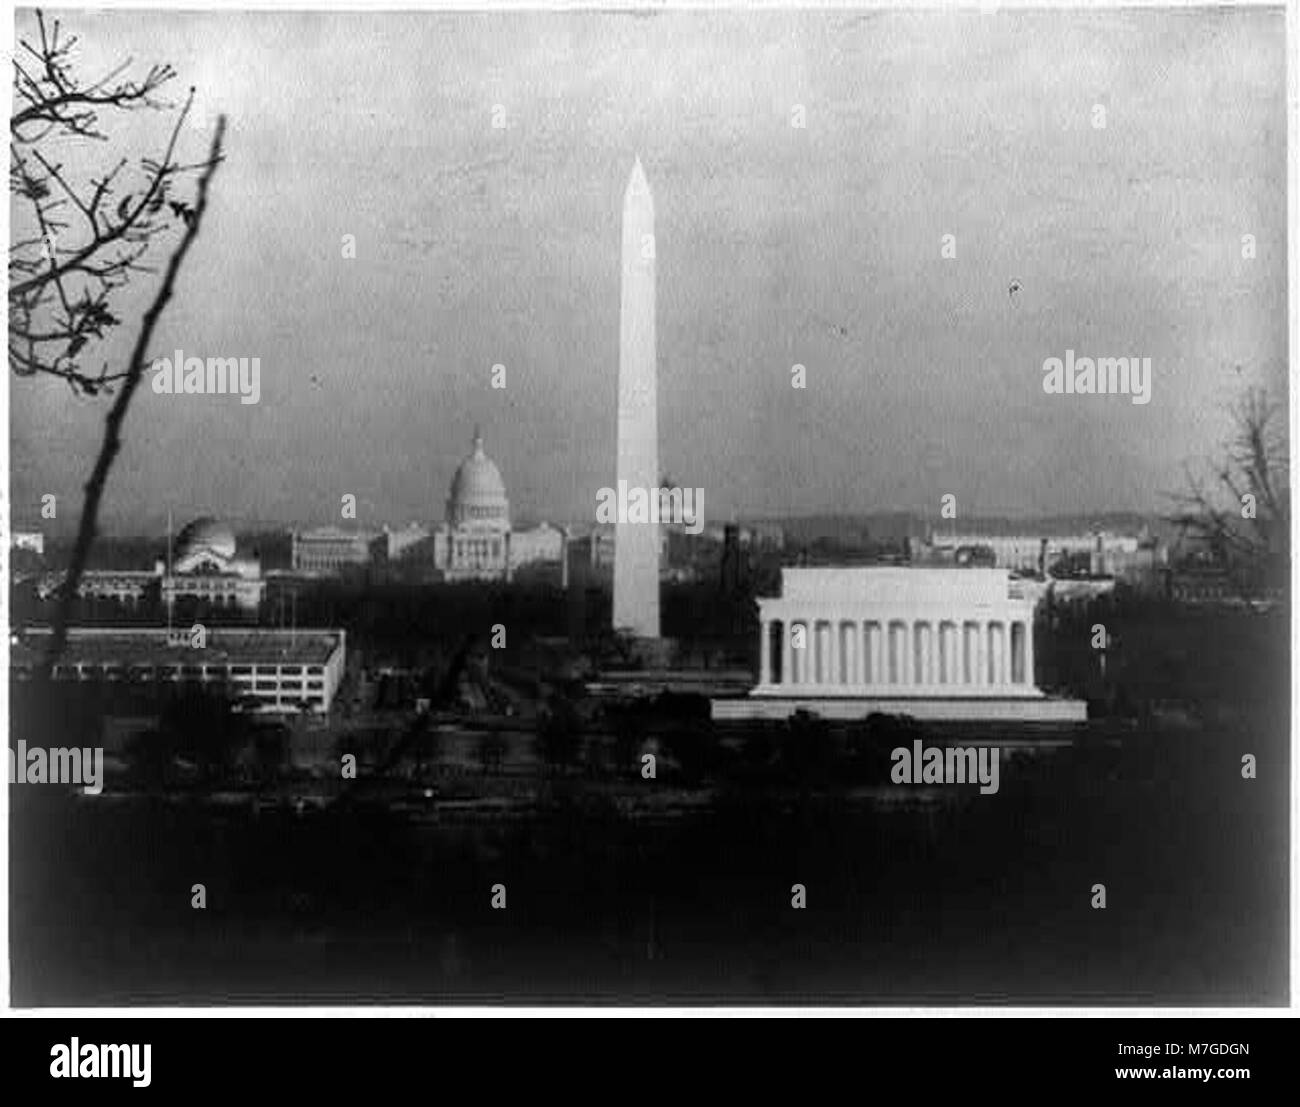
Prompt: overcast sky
<box><xmin>9</xmin><ymin>6</ymin><xmax>1288</xmax><ymax>536</ymax></box>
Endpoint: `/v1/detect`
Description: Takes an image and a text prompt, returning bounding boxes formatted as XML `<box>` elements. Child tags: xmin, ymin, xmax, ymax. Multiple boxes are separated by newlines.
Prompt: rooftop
<box><xmin>13</xmin><ymin>627</ymin><xmax>344</xmax><ymax>667</ymax></box>
<box><xmin>778</xmin><ymin>566</ymin><xmax>1022</xmax><ymax>605</ymax></box>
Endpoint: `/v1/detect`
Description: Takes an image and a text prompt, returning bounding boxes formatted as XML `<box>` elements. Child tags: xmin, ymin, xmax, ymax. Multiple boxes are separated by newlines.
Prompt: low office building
<box><xmin>920</xmin><ymin>531</ymin><xmax>1141</xmax><ymax>574</ymax></box>
<box><xmin>37</xmin><ymin>568</ymin><xmax>159</xmax><ymax>606</ymax></box>
<box><xmin>11</xmin><ymin>626</ymin><xmax>347</xmax><ymax>714</ymax></box>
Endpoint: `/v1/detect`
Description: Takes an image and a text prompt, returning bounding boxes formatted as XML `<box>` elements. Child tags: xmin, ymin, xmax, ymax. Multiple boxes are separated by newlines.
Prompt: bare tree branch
<box><xmin>1164</xmin><ymin>384</ymin><xmax>1290</xmax><ymax>599</ymax></box>
<box><xmin>9</xmin><ymin>9</ymin><xmax>216</xmax><ymax>392</ymax></box>
<box><xmin>38</xmin><ymin>116</ymin><xmax>228</xmax><ymax>680</ymax></box>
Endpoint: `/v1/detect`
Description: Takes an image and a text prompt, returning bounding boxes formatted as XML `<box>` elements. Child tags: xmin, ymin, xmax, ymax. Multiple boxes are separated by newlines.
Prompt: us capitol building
<box><xmin>399</xmin><ymin>427</ymin><xmax>563</xmax><ymax>582</ymax></box>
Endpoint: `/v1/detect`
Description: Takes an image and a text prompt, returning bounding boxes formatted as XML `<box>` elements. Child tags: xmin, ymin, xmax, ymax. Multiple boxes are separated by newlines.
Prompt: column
<box><xmin>827</xmin><ymin>620</ymin><xmax>839</xmax><ymax>687</ymax></box>
<box><xmin>974</xmin><ymin>621</ymin><xmax>986</xmax><ymax>688</ymax></box>
<box><xmin>841</xmin><ymin>623</ymin><xmax>856</xmax><ymax>687</ymax></box>
<box><xmin>916</xmin><ymin>623</ymin><xmax>932</xmax><ymax>687</ymax></box>
<box><xmin>787</xmin><ymin>621</ymin><xmax>800</xmax><ymax>685</ymax></box>
<box><xmin>941</xmin><ymin>622</ymin><xmax>957</xmax><ymax>686</ymax></box>
<box><xmin>759</xmin><ymin>618</ymin><xmax>771</xmax><ymax>687</ymax></box>
<box><xmin>1023</xmin><ymin>620</ymin><xmax>1036</xmax><ymax>688</ymax></box>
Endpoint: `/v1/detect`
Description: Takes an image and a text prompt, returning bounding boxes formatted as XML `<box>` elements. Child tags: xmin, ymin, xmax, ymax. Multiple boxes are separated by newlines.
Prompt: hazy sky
<box><xmin>9</xmin><ymin>6</ymin><xmax>1288</xmax><ymax>535</ymax></box>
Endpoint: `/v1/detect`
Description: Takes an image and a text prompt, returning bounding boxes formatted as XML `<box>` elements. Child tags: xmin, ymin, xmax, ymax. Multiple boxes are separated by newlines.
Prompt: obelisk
<box><xmin>613</xmin><ymin>156</ymin><xmax>661</xmax><ymax>639</ymax></box>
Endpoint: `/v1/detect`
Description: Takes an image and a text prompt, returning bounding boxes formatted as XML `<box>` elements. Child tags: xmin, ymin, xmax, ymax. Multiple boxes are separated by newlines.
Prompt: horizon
<box><xmin>18</xmin><ymin>506</ymin><xmax>1174</xmax><ymax>544</ymax></box>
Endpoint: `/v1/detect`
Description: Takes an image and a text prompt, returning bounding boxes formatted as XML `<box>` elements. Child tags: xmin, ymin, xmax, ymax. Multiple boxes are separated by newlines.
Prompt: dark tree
<box><xmin>9</xmin><ymin>11</ymin><xmax>228</xmax><ymax>676</ymax></box>
<box><xmin>1168</xmin><ymin>385</ymin><xmax>1290</xmax><ymax>597</ymax></box>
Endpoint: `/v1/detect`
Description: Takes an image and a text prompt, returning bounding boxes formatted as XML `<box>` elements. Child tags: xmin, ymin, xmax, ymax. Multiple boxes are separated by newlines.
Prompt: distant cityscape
<box><xmin>8</xmin><ymin>483</ymin><xmax>1278</xmax><ymax>720</ymax></box>
<box><xmin>5</xmin><ymin>5</ymin><xmax>1287</xmax><ymax>1011</ymax></box>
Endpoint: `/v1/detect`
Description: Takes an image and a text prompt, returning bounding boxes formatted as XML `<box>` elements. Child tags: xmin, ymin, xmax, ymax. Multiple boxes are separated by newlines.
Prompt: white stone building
<box><xmin>35</xmin><ymin>517</ymin><xmax>265</xmax><ymax>613</ymax></box>
<box><xmin>384</xmin><ymin>522</ymin><xmax>430</xmax><ymax>561</ymax></box>
<box><xmin>291</xmin><ymin>525</ymin><xmax>385</xmax><ymax>574</ymax></box>
<box><xmin>713</xmin><ymin>566</ymin><xmax>1086</xmax><ymax>722</ymax></box>
<box><xmin>417</xmin><ymin>429</ymin><xmax>563</xmax><ymax>582</ymax></box>
<box><xmin>163</xmin><ymin>517</ymin><xmax>266</xmax><ymax>611</ymax></box>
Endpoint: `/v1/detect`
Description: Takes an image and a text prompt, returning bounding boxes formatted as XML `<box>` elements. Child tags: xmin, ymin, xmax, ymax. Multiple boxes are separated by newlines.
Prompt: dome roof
<box><xmin>446</xmin><ymin>428</ymin><xmax>509</xmax><ymax>525</ymax></box>
<box><xmin>176</xmin><ymin>516</ymin><xmax>237</xmax><ymax>561</ymax></box>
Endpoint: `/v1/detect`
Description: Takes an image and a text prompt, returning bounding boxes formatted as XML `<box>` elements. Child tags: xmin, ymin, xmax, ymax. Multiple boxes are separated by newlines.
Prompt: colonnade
<box><xmin>758</xmin><ymin>615</ymin><xmax>1034</xmax><ymax>691</ymax></box>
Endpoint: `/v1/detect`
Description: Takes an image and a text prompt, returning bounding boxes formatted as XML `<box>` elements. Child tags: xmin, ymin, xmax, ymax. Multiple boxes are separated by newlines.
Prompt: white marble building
<box><xmin>162</xmin><ymin>517</ymin><xmax>266</xmax><ymax>611</ymax></box>
<box><xmin>427</xmin><ymin>429</ymin><xmax>563</xmax><ymax>581</ymax></box>
<box><xmin>713</xmin><ymin>566</ymin><xmax>1086</xmax><ymax>722</ymax></box>
<box><xmin>36</xmin><ymin>516</ymin><xmax>265</xmax><ymax>612</ymax></box>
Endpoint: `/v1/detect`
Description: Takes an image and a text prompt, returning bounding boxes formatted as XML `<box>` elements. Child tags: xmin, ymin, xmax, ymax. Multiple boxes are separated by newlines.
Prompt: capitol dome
<box><xmin>446</xmin><ymin>428</ymin><xmax>510</xmax><ymax>528</ymax></box>
<box><xmin>175</xmin><ymin>516</ymin><xmax>237</xmax><ymax>561</ymax></box>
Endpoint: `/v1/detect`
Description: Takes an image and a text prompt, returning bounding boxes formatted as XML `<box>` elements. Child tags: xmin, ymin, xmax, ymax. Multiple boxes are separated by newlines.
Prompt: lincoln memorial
<box><xmin>711</xmin><ymin>567</ymin><xmax>1088</xmax><ymax>723</ymax></box>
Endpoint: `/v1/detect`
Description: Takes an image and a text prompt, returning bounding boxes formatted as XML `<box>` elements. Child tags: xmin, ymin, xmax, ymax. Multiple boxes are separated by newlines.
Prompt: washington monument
<box><xmin>613</xmin><ymin>157</ymin><xmax>661</xmax><ymax>639</ymax></box>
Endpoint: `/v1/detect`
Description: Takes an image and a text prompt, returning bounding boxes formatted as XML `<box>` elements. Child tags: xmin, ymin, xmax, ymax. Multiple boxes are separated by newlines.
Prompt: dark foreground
<box><xmin>9</xmin><ymin>710</ymin><xmax>1287</xmax><ymax>1006</ymax></box>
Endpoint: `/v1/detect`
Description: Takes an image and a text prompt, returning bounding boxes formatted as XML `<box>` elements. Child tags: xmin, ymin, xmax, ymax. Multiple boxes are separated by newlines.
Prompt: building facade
<box><xmin>393</xmin><ymin>428</ymin><xmax>564</xmax><ymax>582</ymax></box>
<box><xmin>34</xmin><ymin>517</ymin><xmax>265</xmax><ymax>613</ymax></box>
<box><xmin>164</xmin><ymin>517</ymin><xmax>266</xmax><ymax>611</ymax></box>
<box><xmin>291</xmin><ymin>526</ymin><xmax>386</xmax><ymax>575</ymax></box>
<box><xmin>713</xmin><ymin>566</ymin><xmax>1086</xmax><ymax>722</ymax></box>
<box><xmin>921</xmin><ymin>531</ymin><xmax>1141</xmax><ymax>574</ymax></box>
<box><xmin>37</xmin><ymin>569</ymin><xmax>159</xmax><ymax>606</ymax></box>
<box><xmin>384</xmin><ymin>522</ymin><xmax>430</xmax><ymax>561</ymax></box>
<box><xmin>11</xmin><ymin>627</ymin><xmax>347</xmax><ymax>715</ymax></box>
